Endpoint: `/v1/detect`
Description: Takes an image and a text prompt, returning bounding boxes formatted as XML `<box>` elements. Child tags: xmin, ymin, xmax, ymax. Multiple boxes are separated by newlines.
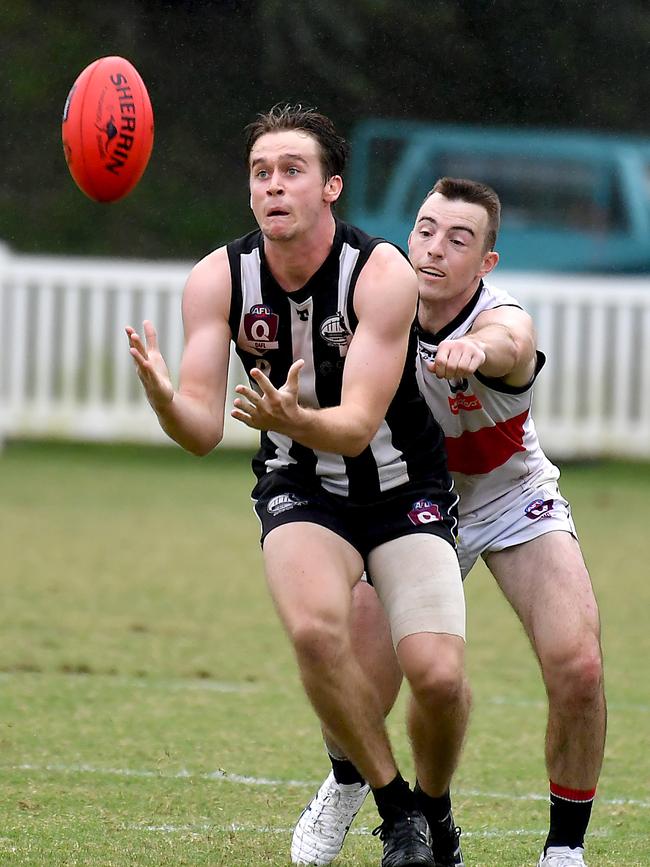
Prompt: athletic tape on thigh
<box><xmin>368</xmin><ymin>535</ymin><xmax>466</xmax><ymax>646</ymax></box>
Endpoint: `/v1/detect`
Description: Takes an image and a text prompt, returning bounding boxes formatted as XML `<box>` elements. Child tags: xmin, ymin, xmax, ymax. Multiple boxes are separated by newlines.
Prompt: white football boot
<box><xmin>537</xmin><ymin>845</ymin><xmax>587</xmax><ymax>866</ymax></box>
<box><xmin>291</xmin><ymin>771</ymin><xmax>370</xmax><ymax>865</ymax></box>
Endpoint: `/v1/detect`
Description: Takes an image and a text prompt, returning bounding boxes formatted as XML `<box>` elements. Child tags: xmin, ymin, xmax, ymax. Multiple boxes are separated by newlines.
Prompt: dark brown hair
<box><xmin>244</xmin><ymin>104</ymin><xmax>349</xmax><ymax>181</ymax></box>
<box><xmin>425</xmin><ymin>177</ymin><xmax>501</xmax><ymax>251</ymax></box>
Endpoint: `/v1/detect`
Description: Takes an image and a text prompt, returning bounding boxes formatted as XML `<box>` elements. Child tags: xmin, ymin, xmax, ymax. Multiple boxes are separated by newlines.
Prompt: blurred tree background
<box><xmin>2</xmin><ymin>0</ymin><xmax>649</xmax><ymax>259</ymax></box>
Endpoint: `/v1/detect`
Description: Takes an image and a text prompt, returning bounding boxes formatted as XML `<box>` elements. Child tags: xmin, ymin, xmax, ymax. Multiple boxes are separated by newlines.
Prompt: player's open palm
<box><xmin>126</xmin><ymin>320</ymin><xmax>174</xmax><ymax>410</ymax></box>
<box><xmin>232</xmin><ymin>360</ymin><xmax>304</xmax><ymax>434</ymax></box>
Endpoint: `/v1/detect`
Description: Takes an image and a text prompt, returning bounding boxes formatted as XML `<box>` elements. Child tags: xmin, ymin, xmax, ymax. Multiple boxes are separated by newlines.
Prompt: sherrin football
<box><xmin>62</xmin><ymin>56</ymin><xmax>154</xmax><ymax>202</ymax></box>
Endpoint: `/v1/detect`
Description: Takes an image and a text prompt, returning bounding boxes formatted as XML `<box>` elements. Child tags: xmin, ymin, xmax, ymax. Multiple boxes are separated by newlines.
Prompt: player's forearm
<box><xmin>152</xmin><ymin>391</ymin><xmax>223</xmax><ymax>456</ymax></box>
<box><xmin>283</xmin><ymin>404</ymin><xmax>378</xmax><ymax>457</ymax></box>
<box><xmin>470</xmin><ymin>324</ymin><xmax>522</xmax><ymax>377</ymax></box>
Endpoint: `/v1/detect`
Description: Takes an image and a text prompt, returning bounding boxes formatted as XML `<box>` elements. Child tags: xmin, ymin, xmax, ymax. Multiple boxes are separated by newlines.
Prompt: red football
<box><xmin>62</xmin><ymin>56</ymin><xmax>154</xmax><ymax>203</ymax></box>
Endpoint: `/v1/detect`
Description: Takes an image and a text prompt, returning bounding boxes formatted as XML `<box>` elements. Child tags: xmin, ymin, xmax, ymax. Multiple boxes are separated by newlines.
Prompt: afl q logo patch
<box><xmin>408</xmin><ymin>499</ymin><xmax>442</xmax><ymax>526</ymax></box>
<box><xmin>267</xmin><ymin>493</ymin><xmax>308</xmax><ymax>515</ymax></box>
<box><xmin>320</xmin><ymin>313</ymin><xmax>350</xmax><ymax>347</ymax></box>
<box><xmin>244</xmin><ymin>304</ymin><xmax>279</xmax><ymax>352</ymax></box>
<box><xmin>524</xmin><ymin>498</ymin><xmax>555</xmax><ymax>520</ymax></box>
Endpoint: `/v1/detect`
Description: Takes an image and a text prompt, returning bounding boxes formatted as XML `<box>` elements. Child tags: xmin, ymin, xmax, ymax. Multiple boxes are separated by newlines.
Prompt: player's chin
<box><xmin>262</xmin><ymin>221</ymin><xmax>296</xmax><ymax>242</ymax></box>
<box><xmin>417</xmin><ymin>281</ymin><xmax>443</xmax><ymax>301</ymax></box>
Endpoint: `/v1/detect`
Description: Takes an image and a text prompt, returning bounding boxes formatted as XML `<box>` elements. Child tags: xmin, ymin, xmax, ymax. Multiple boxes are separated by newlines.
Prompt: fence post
<box><xmin>0</xmin><ymin>240</ymin><xmax>12</xmax><ymax>452</ymax></box>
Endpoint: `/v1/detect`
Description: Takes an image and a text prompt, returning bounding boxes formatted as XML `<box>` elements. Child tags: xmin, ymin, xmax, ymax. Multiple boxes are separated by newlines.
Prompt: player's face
<box><xmin>249</xmin><ymin>130</ymin><xmax>341</xmax><ymax>242</ymax></box>
<box><xmin>408</xmin><ymin>193</ymin><xmax>498</xmax><ymax>304</ymax></box>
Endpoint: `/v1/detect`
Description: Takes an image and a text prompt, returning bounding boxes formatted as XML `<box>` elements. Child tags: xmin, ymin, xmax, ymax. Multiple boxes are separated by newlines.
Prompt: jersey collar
<box><xmin>257</xmin><ymin>218</ymin><xmax>344</xmax><ymax>302</ymax></box>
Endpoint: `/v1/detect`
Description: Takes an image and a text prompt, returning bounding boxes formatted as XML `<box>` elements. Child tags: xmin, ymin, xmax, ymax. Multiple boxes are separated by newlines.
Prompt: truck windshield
<box><xmin>403</xmin><ymin>152</ymin><xmax>628</xmax><ymax>233</ymax></box>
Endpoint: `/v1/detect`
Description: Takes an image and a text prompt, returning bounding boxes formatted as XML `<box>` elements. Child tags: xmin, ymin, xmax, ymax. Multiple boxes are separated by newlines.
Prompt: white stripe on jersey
<box><xmin>239</xmin><ymin>249</ymin><xmax>263</xmax><ymax>349</ymax></box>
<box><xmin>370</xmin><ymin>423</ymin><xmax>409</xmax><ymax>492</ymax></box>
<box><xmin>337</xmin><ymin>243</ymin><xmax>360</xmax><ymax>346</ymax></box>
<box><xmin>264</xmin><ymin>431</ymin><xmax>298</xmax><ymax>472</ymax></box>
<box><xmin>289</xmin><ymin>295</ymin><xmax>348</xmax><ymax>494</ymax></box>
<box><xmin>290</xmin><ymin>296</ymin><xmax>318</xmax><ymax>408</ymax></box>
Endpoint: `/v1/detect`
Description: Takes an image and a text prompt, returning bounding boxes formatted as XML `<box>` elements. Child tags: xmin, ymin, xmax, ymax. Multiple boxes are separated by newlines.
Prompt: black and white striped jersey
<box><xmin>227</xmin><ymin>219</ymin><xmax>449</xmax><ymax>502</ymax></box>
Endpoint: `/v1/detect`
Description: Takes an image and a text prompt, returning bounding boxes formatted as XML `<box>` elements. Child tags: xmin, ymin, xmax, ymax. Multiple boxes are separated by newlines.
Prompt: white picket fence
<box><xmin>1</xmin><ymin>243</ymin><xmax>650</xmax><ymax>458</ymax></box>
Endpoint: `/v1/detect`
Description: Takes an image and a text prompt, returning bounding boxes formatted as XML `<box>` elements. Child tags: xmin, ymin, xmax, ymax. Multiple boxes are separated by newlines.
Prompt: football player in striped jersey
<box><xmin>128</xmin><ymin>106</ymin><xmax>473</xmax><ymax>867</ymax></box>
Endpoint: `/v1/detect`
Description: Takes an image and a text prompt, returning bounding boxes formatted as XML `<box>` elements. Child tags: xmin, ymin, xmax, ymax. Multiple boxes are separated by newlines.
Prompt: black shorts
<box><xmin>252</xmin><ymin>471</ymin><xmax>458</xmax><ymax>564</ymax></box>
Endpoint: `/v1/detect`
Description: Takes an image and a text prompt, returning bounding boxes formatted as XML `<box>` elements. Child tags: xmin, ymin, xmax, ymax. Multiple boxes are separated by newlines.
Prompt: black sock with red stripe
<box><xmin>544</xmin><ymin>780</ymin><xmax>596</xmax><ymax>852</ymax></box>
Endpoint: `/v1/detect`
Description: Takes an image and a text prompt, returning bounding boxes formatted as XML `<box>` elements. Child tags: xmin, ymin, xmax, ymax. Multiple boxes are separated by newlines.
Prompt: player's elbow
<box><xmin>341</xmin><ymin>419</ymin><xmax>379</xmax><ymax>457</ymax></box>
<box><xmin>189</xmin><ymin>438</ymin><xmax>220</xmax><ymax>457</ymax></box>
<box><xmin>184</xmin><ymin>426</ymin><xmax>223</xmax><ymax>457</ymax></box>
<box><xmin>513</xmin><ymin>332</ymin><xmax>536</xmax><ymax>368</ymax></box>
<box><xmin>342</xmin><ymin>439</ymin><xmax>367</xmax><ymax>458</ymax></box>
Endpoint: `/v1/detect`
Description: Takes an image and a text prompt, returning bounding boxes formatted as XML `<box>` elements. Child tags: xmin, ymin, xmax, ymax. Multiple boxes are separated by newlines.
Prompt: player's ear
<box><xmin>324</xmin><ymin>175</ymin><xmax>343</xmax><ymax>203</ymax></box>
<box><xmin>478</xmin><ymin>250</ymin><xmax>499</xmax><ymax>277</ymax></box>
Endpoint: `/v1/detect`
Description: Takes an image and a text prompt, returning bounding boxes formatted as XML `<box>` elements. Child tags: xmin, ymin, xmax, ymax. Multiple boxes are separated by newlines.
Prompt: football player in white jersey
<box><xmin>292</xmin><ymin>178</ymin><xmax>606</xmax><ymax>867</ymax></box>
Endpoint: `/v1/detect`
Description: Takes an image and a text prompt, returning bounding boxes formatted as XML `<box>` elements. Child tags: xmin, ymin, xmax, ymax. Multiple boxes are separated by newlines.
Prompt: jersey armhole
<box><xmin>226</xmin><ymin>244</ymin><xmax>243</xmax><ymax>339</ymax></box>
<box><xmin>474</xmin><ymin>350</ymin><xmax>546</xmax><ymax>394</ymax></box>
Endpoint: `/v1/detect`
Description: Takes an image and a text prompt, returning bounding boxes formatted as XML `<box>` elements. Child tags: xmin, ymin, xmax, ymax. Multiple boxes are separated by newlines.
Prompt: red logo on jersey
<box><xmin>244</xmin><ymin>304</ymin><xmax>279</xmax><ymax>351</ymax></box>
<box><xmin>448</xmin><ymin>392</ymin><xmax>483</xmax><ymax>415</ymax></box>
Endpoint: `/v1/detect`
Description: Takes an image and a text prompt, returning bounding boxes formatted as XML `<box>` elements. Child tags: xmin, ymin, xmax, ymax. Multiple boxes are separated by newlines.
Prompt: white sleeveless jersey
<box><xmin>416</xmin><ymin>280</ymin><xmax>559</xmax><ymax>518</ymax></box>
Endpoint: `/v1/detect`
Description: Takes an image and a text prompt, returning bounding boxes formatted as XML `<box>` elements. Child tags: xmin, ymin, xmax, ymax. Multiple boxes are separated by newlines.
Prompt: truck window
<box><xmin>364</xmin><ymin>136</ymin><xmax>407</xmax><ymax>210</ymax></box>
<box><xmin>404</xmin><ymin>152</ymin><xmax>628</xmax><ymax>233</ymax></box>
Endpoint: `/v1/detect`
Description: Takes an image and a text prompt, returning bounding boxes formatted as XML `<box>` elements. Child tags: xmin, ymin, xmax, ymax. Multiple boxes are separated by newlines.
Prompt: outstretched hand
<box><xmin>232</xmin><ymin>359</ymin><xmax>305</xmax><ymax>433</ymax></box>
<box><xmin>126</xmin><ymin>320</ymin><xmax>174</xmax><ymax>410</ymax></box>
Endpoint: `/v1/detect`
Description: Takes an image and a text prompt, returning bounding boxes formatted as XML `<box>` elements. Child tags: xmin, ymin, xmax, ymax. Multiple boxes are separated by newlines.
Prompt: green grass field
<box><xmin>1</xmin><ymin>441</ymin><xmax>649</xmax><ymax>866</ymax></box>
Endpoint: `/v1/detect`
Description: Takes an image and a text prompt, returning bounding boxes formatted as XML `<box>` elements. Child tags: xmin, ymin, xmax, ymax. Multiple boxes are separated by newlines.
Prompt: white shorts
<box><xmin>457</xmin><ymin>481</ymin><xmax>577</xmax><ymax>579</ymax></box>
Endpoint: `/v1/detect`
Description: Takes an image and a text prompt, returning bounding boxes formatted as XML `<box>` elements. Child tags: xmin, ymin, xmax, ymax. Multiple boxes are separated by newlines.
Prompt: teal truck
<box><xmin>346</xmin><ymin>120</ymin><xmax>650</xmax><ymax>272</ymax></box>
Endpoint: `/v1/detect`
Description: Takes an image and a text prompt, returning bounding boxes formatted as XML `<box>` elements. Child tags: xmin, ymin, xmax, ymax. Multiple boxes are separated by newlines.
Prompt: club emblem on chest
<box><xmin>244</xmin><ymin>304</ymin><xmax>279</xmax><ymax>352</ymax></box>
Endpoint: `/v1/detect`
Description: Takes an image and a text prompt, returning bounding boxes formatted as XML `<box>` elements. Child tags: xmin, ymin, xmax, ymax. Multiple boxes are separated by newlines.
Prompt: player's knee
<box><xmin>288</xmin><ymin>614</ymin><xmax>347</xmax><ymax>670</ymax></box>
<box><xmin>401</xmin><ymin>643</ymin><xmax>467</xmax><ymax>709</ymax></box>
<box><xmin>411</xmin><ymin>666</ymin><xmax>468</xmax><ymax>711</ymax></box>
<box><xmin>542</xmin><ymin>635</ymin><xmax>604</xmax><ymax>705</ymax></box>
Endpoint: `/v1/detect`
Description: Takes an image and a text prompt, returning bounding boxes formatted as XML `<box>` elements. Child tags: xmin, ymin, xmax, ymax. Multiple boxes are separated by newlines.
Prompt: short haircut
<box><xmin>244</xmin><ymin>103</ymin><xmax>349</xmax><ymax>181</ymax></box>
<box><xmin>425</xmin><ymin>177</ymin><xmax>501</xmax><ymax>251</ymax></box>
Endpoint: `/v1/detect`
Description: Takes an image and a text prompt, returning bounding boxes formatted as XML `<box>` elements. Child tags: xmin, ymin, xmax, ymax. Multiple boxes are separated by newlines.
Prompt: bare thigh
<box><xmin>485</xmin><ymin>531</ymin><xmax>602</xmax><ymax>662</ymax></box>
<box><xmin>262</xmin><ymin>521</ymin><xmax>365</xmax><ymax>635</ymax></box>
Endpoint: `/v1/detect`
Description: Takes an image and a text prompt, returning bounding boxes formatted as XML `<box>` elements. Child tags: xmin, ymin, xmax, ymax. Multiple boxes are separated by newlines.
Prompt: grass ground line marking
<box><xmin>1</xmin><ymin>673</ymin><xmax>647</xmax><ymax>712</ymax></box>
<box><xmin>128</xmin><ymin>822</ymin><xmax>553</xmax><ymax>838</ymax></box>
<box><xmin>127</xmin><ymin>822</ymin><xmax>617</xmax><ymax>840</ymax></box>
<box><xmin>6</xmin><ymin>762</ymin><xmax>650</xmax><ymax>809</ymax></box>
<box><xmin>0</xmin><ymin>672</ymin><xmax>259</xmax><ymax>693</ymax></box>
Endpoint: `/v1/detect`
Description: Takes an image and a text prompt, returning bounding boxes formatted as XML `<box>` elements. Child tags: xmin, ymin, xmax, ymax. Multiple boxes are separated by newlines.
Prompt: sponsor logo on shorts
<box><xmin>267</xmin><ymin>493</ymin><xmax>308</xmax><ymax>515</ymax></box>
<box><xmin>408</xmin><ymin>499</ymin><xmax>442</xmax><ymax>526</ymax></box>
<box><xmin>524</xmin><ymin>498</ymin><xmax>555</xmax><ymax>520</ymax></box>
<box><xmin>448</xmin><ymin>391</ymin><xmax>483</xmax><ymax>414</ymax></box>
<box><xmin>244</xmin><ymin>304</ymin><xmax>279</xmax><ymax>352</ymax></box>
